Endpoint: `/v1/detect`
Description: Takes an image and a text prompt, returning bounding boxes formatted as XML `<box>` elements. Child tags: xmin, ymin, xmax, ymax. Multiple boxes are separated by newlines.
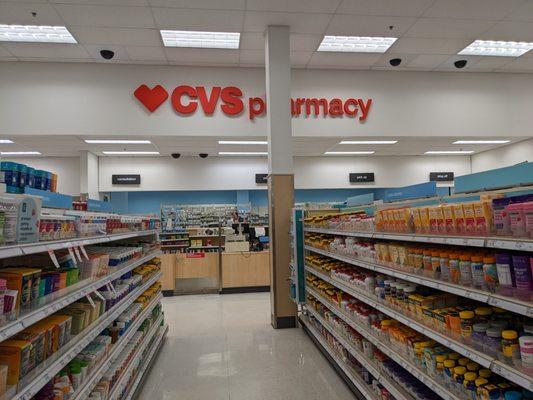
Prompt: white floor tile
<box><xmin>137</xmin><ymin>293</ymin><xmax>355</xmax><ymax>400</ymax></box>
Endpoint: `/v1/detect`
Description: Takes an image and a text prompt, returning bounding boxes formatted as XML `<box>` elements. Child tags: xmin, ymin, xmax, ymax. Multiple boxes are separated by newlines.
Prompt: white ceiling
<box><xmin>0</xmin><ymin>0</ymin><xmax>533</xmax><ymax>72</ymax></box>
<box><xmin>0</xmin><ymin>135</ymin><xmax>526</xmax><ymax>157</ymax></box>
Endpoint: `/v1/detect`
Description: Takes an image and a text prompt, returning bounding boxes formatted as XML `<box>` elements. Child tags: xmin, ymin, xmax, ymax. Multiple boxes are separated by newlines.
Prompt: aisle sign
<box><xmin>112</xmin><ymin>174</ymin><xmax>141</xmax><ymax>185</ymax></box>
<box><xmin>187</xmin><ymin>252</ymin><xmax>205</xmax><ymax>258</ymax></box>
<box><xmin>255</xmin><ymin>174</ymin><xmax>268</xmax><ymax>184</ymax></box>
<box><xmin>349</xmin><ymin>173</ymin><xmax>375</xmax><ymax>183</ymax></box>
<box><xmin>430</xmin><ymin>172</ymin><xmax>454</xmax><ymax>182</ymax></box>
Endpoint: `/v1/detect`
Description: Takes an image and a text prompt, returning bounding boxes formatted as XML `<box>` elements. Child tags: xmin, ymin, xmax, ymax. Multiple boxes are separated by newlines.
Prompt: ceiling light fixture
<box><xmin>218</xmin><ymin>140</ymin><xmax>268</xmax><ymax>145</ymax></box>
<box><xmin>0</xmin><ymin>139</ymin><xmax>14</xmax><ymax>144</ymax></box>
<box><xmin>324</xmin><ymin>151</ymin><xmax>375</xmax><ymax>155</ymax></box>
<box><xmin>339</xmin><ymin>140</ymin><xmax>397</xmax><ymax>145</ymax></box>
<box><xmin>0</xmin><ymin>25</ymin><xmax>76</xmax><ymax>43</ymax></box>
<box><xmin>84</xmin><ymin>139</ymin><xmax>152</xmax><ymax>144</ymax></box>
<box><xmin>160</xmin><ymin>30</ymin><xmax>240</xmax><ymax>49</ymax></box>
<box><xmin>425</xmin><ymin>150</ymin><xmax>474</xmax><ymax>155</ymax></box>
<box><xmin>0</xmin><ymin>151</ymin><xmax>41</xmax><ymax>155</ymax></box>
<box><xmin>102</xmin><ymin>151</ymin><xmax>159</xmax><ymax>155</ymax></box>
<box><xmin>453</xmin><ymin>140</ymin><xmax>510</xmax><ymax>144</ymax></box>
<box><xmin>318</xmin><ymin>36</ymin><xmax>397</xmax><ymax>53</ymax></box>
<box><xmin>218</xmin><ymin>152</ymin><xmax>268</xmax><ymax>156</ymax></box>
<box><xmin>458</xmin><ymin>40</ymin><xmax>533</xmax><ymax>57</ymax></box>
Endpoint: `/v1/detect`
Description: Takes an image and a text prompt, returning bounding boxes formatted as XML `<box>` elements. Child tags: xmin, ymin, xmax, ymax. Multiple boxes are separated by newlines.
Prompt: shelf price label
<box><xmin>74</xmin><ymin>247</ymin><xmax>83</xmax><ymax>262</ymax></box>
<box><xmin>79</xmin><ymin>245</ymin><xmax>89</xmax><ymax>260</ymax></box>
<box><xmin>68</xmin><ymin>247</ymin><xmax>78</xmax><ymax>266</ymax></box>
<box><xmin>48</xmin><ymin>249</ymin><xmax>60</xmax><ymax>269</ymax></box>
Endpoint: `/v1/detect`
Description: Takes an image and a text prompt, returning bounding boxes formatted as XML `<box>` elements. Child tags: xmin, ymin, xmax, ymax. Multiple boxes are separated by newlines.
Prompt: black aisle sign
<box><xmin>255</xmin><ymin>174</ymin><xmax>268</xmax><ymax>184</ymax></box>
<box><xmin>349</xmin><ymin>173</ymin><xmax>375</xmax><ymax>183</ymax></box>
<box><xmin>430</xmin><ymin>172</ymin><xmax>454</xmax><ymax>182</ymax></box>
<box><xmin>112</xmin><ymin>174</ymin><xmax>141</xmax><ymax>185</ymax></box>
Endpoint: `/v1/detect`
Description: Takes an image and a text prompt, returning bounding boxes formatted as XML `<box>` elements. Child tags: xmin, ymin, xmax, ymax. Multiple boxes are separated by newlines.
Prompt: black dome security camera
<box><xmin>171</xmin><ymin>153</ymin><xmax>181</xmax><ymax>159</ymax></box>
<box><xmin>454</xmin><ymin>59</ymin><xmax>467</xmax><ymax>69</ymax></box>
<box><xmin>199</xmin><ymin>153</ymin><xmax>208</xmax><ymax>159</ymax></box>
<box><xmin>389</xmin><ymin>58</ymin><xmax>402</xmax><ymax>67</ymax></box>
<box><xmin>100</xmin><ymin>50</ymin><xmax>115</xmax><ymax>60</ymax></box>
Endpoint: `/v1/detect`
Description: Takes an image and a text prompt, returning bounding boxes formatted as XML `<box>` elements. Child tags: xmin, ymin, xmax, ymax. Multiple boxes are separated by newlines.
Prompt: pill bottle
<box><xmin>474</xmin><ymin>307</ymin><xmax>493</xmax><ymax>324</ymax></box>
<box><xmin>519</xmin><ymin>336</ymin><xmax>533</xmax><ymax>369</ymax></box>
<box><xmin>463</xmin><ymin>372</ymin><xmax>477</xmax><ymax>400</ymax></box>
<box><xmin>471</xmin><ymin>255</ymin><xmax>486</xmax><ymax>290</ymax></box>
<box><xmin>496</xmin><ymin>252</ymin><xmax>515</xmax><ymax>296</ymax></box>
<box><xmin>502</xmin><ymin>330</ymin><xmax>520</xmax><ymax>361</ymax></box>
<box><xmin>449</xmin><ymin>253</ymin><xmax>460</xmax><ymax>284</ymax></box>
<box><xmin>459</xmin><ymin>310</ymin><xmax>475</xmax><ymax>338</ymax></box>
<box><xmin>440</xmin><ymin>252</ymin><xmax>450</xmax><ymax>282</ymax></box>
<box><xmin>459</xmin><ymin>253</ymin><xmax>472</xmax><ymax>286</ymax></box>
<box><xmin>483</xmin><ymin>256</ymin><xmax>498</xmax><ymax>292</ymax></box>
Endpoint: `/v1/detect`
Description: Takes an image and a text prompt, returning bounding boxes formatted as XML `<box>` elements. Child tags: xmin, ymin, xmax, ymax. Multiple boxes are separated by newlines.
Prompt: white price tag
<box><xmin>80</xmin><ymin>245</ymin><xmax>89</xmax><ymax>260</ymax></box>
<box><xmin>526</xmin><ymin>307</ymin><xmax>533</xmax><ymax>318</ymax></box>
<box><xmin>48</xmin><ymin>249</ymin><xmax>60</xmax><ymax>269</ymax></box>
<box><xmin>93</xmin><ymin>290</ymin><xmax>105</xmax><ymax>302</ymax></box>
<box><xmin>107</xmin><ymin>282</ymin><xmax>117</xmax><ymax>295</ymax></box>
<box><xmin>68</xmin><ymin>247</ymin><xmax>78</xmax><ymax>266</ymax></box>
<box><xmin>86</xmin><ymin>295</ymin><xmax>96</xmax><ymax>308</ymax></box>
<box><xmin>74</xmin><ymin>247</ymin><xmax>83</xmax><ymax>262</ymax></box>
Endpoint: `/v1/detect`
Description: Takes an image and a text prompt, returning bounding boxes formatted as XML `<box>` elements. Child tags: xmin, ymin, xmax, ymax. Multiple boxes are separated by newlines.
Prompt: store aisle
<box><xmin>138</xmin><ymin>293</ymin><xmax>356</xmax><ymax>400</ymax></box>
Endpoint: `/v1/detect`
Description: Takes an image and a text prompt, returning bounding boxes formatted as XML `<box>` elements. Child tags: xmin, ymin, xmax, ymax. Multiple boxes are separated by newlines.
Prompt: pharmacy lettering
<box><xmin>134</xmin><ymin>84</ymin><xmax>372</xmax><ymax>123</ymax></box>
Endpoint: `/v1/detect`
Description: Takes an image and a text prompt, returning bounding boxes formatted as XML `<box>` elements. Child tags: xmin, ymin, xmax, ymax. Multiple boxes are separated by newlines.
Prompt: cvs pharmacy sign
<box><xmin>134</xmin><ymin>84</ymin><xmax>372</xmax><ymax>122</ymax></box>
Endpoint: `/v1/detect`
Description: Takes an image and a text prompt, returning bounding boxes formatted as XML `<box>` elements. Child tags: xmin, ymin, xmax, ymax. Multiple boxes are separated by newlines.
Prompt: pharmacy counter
<box><xmin>221</xmin><ymin>250</ymin><xmax>270</xmax><ymax>292</ymax></box>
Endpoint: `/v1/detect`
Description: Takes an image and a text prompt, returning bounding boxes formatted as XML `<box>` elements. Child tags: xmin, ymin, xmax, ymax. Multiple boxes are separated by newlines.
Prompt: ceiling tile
<box><xmin>54</xmin><ymin>4</ymin><xmax>156</xmax><ymax>28</ymax></box>
<box><xmin>148</xmin><ymin>0</ymin><xmax>245</xmax><ymax>9</ymax></box>
<box><xmin>480</xmin><ymin>21</ymin><xmax>533</xmax><ymax>41</ymax></box>
<box><xmin>3</xmin><ymin>43</ymin><xmax>91</xmax><ymax>59</ymax></box>
<box><xmin>291</xmin><ymin>51</ymin><xmax>313</xmax><ymax>66</ymax></box>
<box><xmin>337</xmin><ymin>0</ymin><xmax>433</xmax><ymax>17</ymax></box>
<box><xmin>291</xmin><ymin>34</ymin><xmax>322</xmax><ymax>52</ymax></box>
<box><xmin>0</xmin><ymin>2</ymin><xmax>64</xmax><ymax>25</ymax></box>
<box><xmin>239</xmin><ymin>49</ymin><xmax>263</xmax><ymax>64</ymax></box>
<box><xmin>422</xmin><ymin>0</ymin><xmax>526</xmax><ymax>20</ymax></box>
<box><xmin>165</xmin><ymin>47</ymin><xmax>239</xmax><ymax>63</ymax></box>
<box><xmin>0</xmin><ymin>45</ymin><xmax>13</xmax><ymax>57</ymax></box>
<box><xmin>168</xmin><ymin>61</ymin><xmax>239</xmax><ymax>67</ymax></box>
<box><xmin>238</xmin><ymin>62</ymin><xmax>263</xmax><ymax>68</ymax></box>
<box><xmin>0</xmin><ymin>56</ymin><xmax>17</xmax><ymax>61</ymax></box>
<box><xmin>152</xmin><ymin>7</ymin><xmax>244</xmax><ymax>31</ymax></box>
<box><xmin>83</xmin><ymin>44</ymin><xmax>130</xmax><ymax>62</ymax></box>
<box><xmin>406</xmin><ymin>54</ymin><xmax>450</xmax><ymax>69</ymax></box>
<box><xmin>405</xmin><ymin>18</ymin><xmax>496</xmax><ymax>39</ymax></box>
<box><xmin>125</xmin><ymin>45</ymin><xmax>167</xmax><ymax>61</ymax></box>
<box><xmin>504</xmin><ymin>1</ymin><xmax>533</xmax><ymax>22</ymax></box>
<box><xmin>390</xmin><ymin>37</ymin><xmax>472</xmax><ymax>55</ymax></box>
<box><xmin>16</xmin><ymin>57</ymin><xmax>95</xmax><ymax>63</ymax></box>
<box><xmin>307</xmin><ymin>52</ymin><xmax>381</xmax><ymax>68</ymax></box>
<box><xmin>469</xmin><ymin>56</ymin><xmax>514</xmax><ymax>70</ymax></box>
<box><xmin>69</xmin><ymin>27</ymin><xmax>162</xmax><ymax>46</ymax></box>
<box><xmin>495</xmin><ymin>57</ymin><xmax>533</xmax><ymax>72</ymax></box>
<box><xmin>243</xmin><ymin>11</ymin><xmax>331</xmax><ymax>34</ymax></box>
<box><xmin>49</xmin><ymin>0</ymin><xmax>148</xmax><ymax>5</ymax></box>
<box><xmin>246</xmin><ymin>0</ymin><xmax>341</xmax><ymax>13</ymax></box>
<box><xmin>240</xmin><ymin>32</ymin><xmax>263</xmax><ymax>50</ymax></box>
<box><xmin>326</xmin><ymin>15</ymin><xmax>416</xmax><ymax>36</ymax></box>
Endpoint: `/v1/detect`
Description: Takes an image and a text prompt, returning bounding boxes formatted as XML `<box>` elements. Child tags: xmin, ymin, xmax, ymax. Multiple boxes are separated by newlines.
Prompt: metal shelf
<box><xmin>299</xmin><ymin>314</ymin><xmax>380</xmax><ymax>400</ymax></box>
<box><xmin>305</xmin><ymin>245</ymin><xmax>533</xmax><ymax>317</ymax></box>
<box><xmin>305</xmin><ymin>267</ymin><xmax>533</xmax><ymax>390</ymax></box>
<box><xmin>0</xmin><ymin>250</ymin><xmax>162</xmax><ymax>342</ymax></box>
<box><xmin>305</xmin><ymin>306</ymin><xmax>414</xmax><ymax>400</ymax></box>
<box><xmin>0</xmin><ymin>229</ymin><xmax>159</xmax><ymax>260</ymax></box>
<box><xmin>305</xmin><ymin>286</ymin><xmax>461</xmax><ymax>400</ymax></box>
<box><xmin>304</xmin><ymin>227</ymin><xmax>533</xmax><ymax>251</ymax></box>
<box><xmin>123</xmin><ymin>324</ymin><xmax>168</xmax><ymax>400</ymax></box>
<box><xmin>12</xmin><ymin>270</ymin><xmax>162</xmax><ymax>400</ymax></box>
<box><xmin>71</xmin><ymin>292</ymin><xmax>163</xmax><ymax>400</ymax></box>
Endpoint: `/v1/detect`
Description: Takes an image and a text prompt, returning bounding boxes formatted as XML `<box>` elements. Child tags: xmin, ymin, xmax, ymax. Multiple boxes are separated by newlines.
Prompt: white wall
<box><xmin>1</xmin><ymin>62</ymin><xmax>533</xmax><ymax>138</ymax></box>
<box><xmin>98</xmin><ymin>155</ymin><xmax>471</xmax><ymax>191</ymax></box>
<box><xmin>471</xmin><ymin>138</ymin><xmax>533</xmax><ymax>173</ymax></box>
<box><xmin>1</xmin><ymin>157</ymin><xmax>80</xmax><ymax>195</ymax></box>
<box><xmin>79</xmin><ymin>151</ymin><xmax>100</xmax><ymax>200</ymax></box>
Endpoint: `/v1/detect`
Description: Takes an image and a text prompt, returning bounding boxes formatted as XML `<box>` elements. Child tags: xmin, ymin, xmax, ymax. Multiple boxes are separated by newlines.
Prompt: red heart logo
<box><xmin>134</xmin><ymin>84</ymin><xmax>168</xmax><ymax>112</ymax></box>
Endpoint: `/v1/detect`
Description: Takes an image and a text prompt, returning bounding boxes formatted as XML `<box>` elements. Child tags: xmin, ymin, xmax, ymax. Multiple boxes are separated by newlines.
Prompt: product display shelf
<box><xmin>304</xmin><ymin>227</ymin><xmax>533</xmax><ymax>252</ymax></box>
<box><xmin>304</xmin><ymin>305</ymin><xmax>415</xmax><ymax>400</ymax></box>
<box><xmin>122</xmin><ymin>324</ymin><xmax>168</xmax><ymax>400</ymax></box>
<box><xmin>0</xmin><ymin>250</ymin><xmax>162</xmax><ymax>342</ymax></box>
<box><xmin>305</xmin><ymin>285</ymin><xmax>461</xmax><ymax>400</ymax></box>
<box><xmin>105</xmin><ymin>312</ymin><xmax>166</xmax><ymax>400</ymax></box>
<box><xmin>0</xmin><ymin>229</ymin><xmax>159</xmax><ymax>260</ymax></box>
<box><xmin>304</xmin><ymin>244</ymin><xmax>533</xmax><ymax>317</ymax></box>
<box><xmin>299</xmin><ymin>314</ymin><xmax>380</xmax><ymax>400</ymax></box>
<box><xmin>71</xmin><ymin>292</ymin><xmax>163</xmax><ymax>400</ymax></box>
<box><xmin>10</xmin><ymin>270</ymin><xmax>162</xmax><ymax>400</ymax></box>
<box><xmin>305</xmin><ymin>266</ymin><xmax>533</xmax><ymax>390</ymax></box>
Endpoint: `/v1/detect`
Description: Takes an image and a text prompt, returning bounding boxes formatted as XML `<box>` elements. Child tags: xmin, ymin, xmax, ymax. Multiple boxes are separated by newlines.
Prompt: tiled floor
<box><xmin>138</xmin><ymin>293</ymin><xmax>356</xmax><ymax>400</ymax></box>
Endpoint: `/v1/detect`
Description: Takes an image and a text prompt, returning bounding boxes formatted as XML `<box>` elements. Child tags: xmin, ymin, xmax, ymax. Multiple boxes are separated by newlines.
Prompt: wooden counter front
<box><xmin>176</xmin><ymin>252</ymin><xmax>219</xmax><ymax>279</ymax></box>
<box><xmin>221</xmin><ymin>251</ymin><xmax>270</xmax><ymax>288</ymax></box>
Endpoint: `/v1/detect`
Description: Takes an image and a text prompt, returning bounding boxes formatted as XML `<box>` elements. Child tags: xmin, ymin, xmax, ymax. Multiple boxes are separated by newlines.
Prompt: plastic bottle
<box><xmin>505</xmin><ymin>391</ymin><xmax>523</xmax><ymax>400</ymax></box>
<box><xmin>440</xmin><ymin>252</ymin><xmax>450</xmax><ymax>282</ymax></box>
<box><xmin>502</xmin><ymin>330</ymin><xmax>520</xmax><ymax>362</ymax></box>
<box><xmin>459</xmin><ymin>253</ymin><xmax>472</xmax><ymax>286</ymax></box>
<box><xmin>471</xmin><ymin>255</ymin><xmax>486</xmax><ymax>290</ymax></box>
<box><xmin>512</xmin><ymin>255</ymin><xmax>532</xmax><ymax>301</ymax></box>
<box><xmin>483</xmin><ymin>256</ymin><xmax>498</xmax><ymax>292</ymax></box>
<box><xmin>449</xmin><ymin>253</ymin><xmax>460</xmax><ymax>284</ymax></box>
<box><xmin>496</xmin><ymin>252</ymin><xmax>515</xmax><ymax>296</ymax></box>
<box><xmin>463</xmin><ymin>372</ymin><xmax>478</xmax><ymax>400</ymax></box>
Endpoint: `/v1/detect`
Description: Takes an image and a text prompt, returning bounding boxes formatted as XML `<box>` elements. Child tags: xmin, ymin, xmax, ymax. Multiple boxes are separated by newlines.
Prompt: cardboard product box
<box><xmin>0</xmin><ymin>339</ymin><xmax>33</xmax><ymax>385</ymax></box>
<box><xmin>14</xmin><ymin>329</ymin><xmax>46</xmax><ymax>366</ymax></box>
<box><xmin>41</xmin><ymin>271</ymin><xmax>67</xmax><ymax>292</ymax></box>
<box><xmin>0</xmin><ymin>268</ymin><xmax>37</xmax><ymax>308</ymax></box>
<box><xmin>31</xmin><ymin>320</ymin><xmax>58</xmax><ymax>359</ymax></box>
<box><xmin>60</xmin><ymin>308</ymin><xmax>88</xmax><ymax>335</ymax></box>
<box><xmin>0</xmin><ymin>364</ymin><xmax>7</xmax><ymax>396</ymax></box>
<box><xmin>45</xmin><ymin>315</ymin><xmax>72</xmax><ymax>349</ymax></box>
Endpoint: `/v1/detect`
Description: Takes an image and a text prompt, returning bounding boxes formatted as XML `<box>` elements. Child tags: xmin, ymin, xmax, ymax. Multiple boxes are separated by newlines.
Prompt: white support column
<box><xmin>79</xmin><ymin>150</ymin><xmax>100</xmax><ymax>200</ymax></box>
<box><xmin>265</xmin><ymin>25</ymin><xmax>297</xmax><ymax>329</ymax></box>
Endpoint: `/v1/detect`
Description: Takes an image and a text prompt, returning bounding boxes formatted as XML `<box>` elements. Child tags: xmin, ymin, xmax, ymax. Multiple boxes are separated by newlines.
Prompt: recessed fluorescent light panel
<box><xmin>0</xmin><ymin>25</ymin><xmax>76</xmax><ymax>43</ymax></box>
<box><xmin>425</xmin><ymin>150</ymin><xmax>474</xmax><ymax>155</ymax></box>
<box><xmin>318</xmin><ymin>36</ymin><xmax>397</xmax><ymax>53</ymax></box>
<box><xmin>218</xmin><ymin>152</ymin><xmax>268</xmax><ymax>156</ymax></box>
<box><xmin>458</xmin><ymin>40</ymin><xmax>533</xmax><ymax>57</ymax></box>
<box><xmin>218</xmin><ymin>141</ymin><xmax>268</xmax><ymax>145</ymax></box>
<box><xmin>0</xmin><ymin>139</ymin><xmax>14</xmax><ymax>144</ymax></box>
<box><xmin>339</xmin><ymin>140</ymin><xmax>397</xmax><ymax>145</ymax></box>
<box><xmin>102</xmin><ymin>151</ymin><xmax>159</xmax><ymax>155</ymax></box>
<box><xmin>84</xmin><ymin>139</ymin><xmax>152</xmax><ymax>144</ymax></box>
<box><xmin>453</xmin><ymin>140</ymin><xmax>510</xmax><ymax>144</ymax></box>
<box><xmin>0</xmin><ymin>151</ymin><xmax>41</xmax><ymax>155</ymax></box>
<box><xmin>325</xmin><ymin>151</ymin><xmax>375</xmax><ymax>155</ymax></box>
<box><xmin>161</xmin><ymin>30</ymin><xmax>240</xmax><ymax>49</ymax></box>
